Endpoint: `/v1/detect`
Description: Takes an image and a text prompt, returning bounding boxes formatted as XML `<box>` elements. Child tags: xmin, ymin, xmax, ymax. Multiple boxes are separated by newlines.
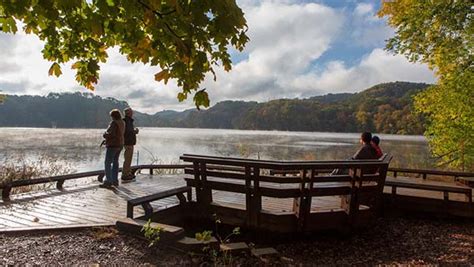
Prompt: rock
<box><xmin>251</xmin><ymin>247</ymin><xmax>278</xmax><ymax>257</ymax></box>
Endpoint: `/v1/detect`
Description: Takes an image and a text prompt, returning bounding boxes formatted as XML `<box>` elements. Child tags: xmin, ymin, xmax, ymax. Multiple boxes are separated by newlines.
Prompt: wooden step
<box><xmin>251</xmin><ymin>247</ymin><xmax>279</xmax><ymax>257</ymax></box>
<box><xmin>116</xmin><ymin>218</ymin><xmax>185</xmax><ymax>242</ymax></box>
<box><xmin>220</xmin><ymin>242</ymin><xmax>249</xmax><ymax>254</ymax></box>
<box><xmin>175</xmin><ymin>236</ymin><xmax>219</xmax><ymax>251</ymax></box>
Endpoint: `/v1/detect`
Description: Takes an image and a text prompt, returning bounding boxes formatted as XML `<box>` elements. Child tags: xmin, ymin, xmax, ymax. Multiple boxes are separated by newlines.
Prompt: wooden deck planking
<box><xmin>0</xmin><ymin>174</ymin><xmax>191</xmax><ymax>231</ymax></box>
<box><xmin>0</xmin><ymin>173</ymin><xmax>472</xmax><ymax>232</ymax></box>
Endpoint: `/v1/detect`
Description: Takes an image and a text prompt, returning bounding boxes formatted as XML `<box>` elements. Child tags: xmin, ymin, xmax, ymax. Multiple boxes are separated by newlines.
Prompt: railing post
<box><xmin>244</xmin><ymin>166</ymin><xmax>252</xmax><ymax>227</ymax></box>
<box><xmin>1</xmin><ymin>185</ymin><xmax>12</xmax><ymax>201</ymax></box>
<box><xmin>443</xmin><ymin>191</ymin><xmax>449</xmax><ymax>201</ymax></box>
<box><xmin>344</xmin><ymin>168</ymin><xmax>360</xmax><ymax>229</ymax></box>
<box><xmin>199</xmin><ymin>162</ymin><xmax>212</xmax><ymax>208</ymax></box>
<box><xmin>250</xmin><ymin>167</ymin><xmax>261</xmax><ymax>228</ymax></box>
<box><xmin>294</xmin><ymin>169</ymin><xmax>309</xmax><ymax>232</ymax></box>
<box><xmin>376</xmin><ymin>164</ymin><xmax>389</xmax><ymax>215</ymax></box>
<box><xmin>193</xmin><ymin>162</ymin><xmax>202</xmax><ymax>203</ymax></box>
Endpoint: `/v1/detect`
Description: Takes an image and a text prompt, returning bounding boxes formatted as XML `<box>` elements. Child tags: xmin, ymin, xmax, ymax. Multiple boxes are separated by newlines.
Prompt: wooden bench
<box><xmin>385</xmin><ymin>177</ymin><xmax>472</xmax><ymax>202</ymax></box>
<box><xmin>180</xmin><ymin>154</ymin><xmax>392</xmax><ymax>233</ymax></box>
<box><xmin>126</xmin><ymin>186</ymin><xmax>191</xmax><ymax>219</ymax></box>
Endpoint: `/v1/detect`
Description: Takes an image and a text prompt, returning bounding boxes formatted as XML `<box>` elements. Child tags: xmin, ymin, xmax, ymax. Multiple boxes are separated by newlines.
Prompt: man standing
<box><xmin>122</xmin><ymin>107</ymin><xmax>139</xmax><ymax>182</ymax></box>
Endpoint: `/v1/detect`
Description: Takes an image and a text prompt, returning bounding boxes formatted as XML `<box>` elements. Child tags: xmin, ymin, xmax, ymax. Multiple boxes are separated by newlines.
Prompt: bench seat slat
<box><xmin>128</xmin><ymin>186</ymin><xmax>191</xmax><ymax>205</ymax></box>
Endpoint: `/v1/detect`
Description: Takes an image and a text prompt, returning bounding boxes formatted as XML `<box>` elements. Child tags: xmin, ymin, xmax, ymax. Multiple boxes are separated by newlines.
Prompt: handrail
<box><xmin>388</xmin><ymin>167</ymin><xmax>474</xmax><ymax>180</ymax></box>
<box><xmin>0</xmin><ymin>164</ymin><xmax>191</xmax><ymax>201</ymax></box>
<box><xmin>182</xmin><ymin>154</ymin><xmax>393</xmax><ymax>231</ymax></box>
<box><xmin>180</xmin><ymin>153</ymin><xmax>392</xmax><ymax>170</ymax></box>
<box><xmin>271</xmin><ymin>167</ymin><xmax>474</xmax><ymax>179</ymax></box>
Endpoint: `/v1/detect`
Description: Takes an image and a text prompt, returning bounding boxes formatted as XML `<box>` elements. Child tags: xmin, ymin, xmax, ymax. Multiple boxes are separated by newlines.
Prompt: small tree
<box><xmin>379</xmin><ymin>0</ymin><xmax>474</xmax><ymax>170</ymax></box>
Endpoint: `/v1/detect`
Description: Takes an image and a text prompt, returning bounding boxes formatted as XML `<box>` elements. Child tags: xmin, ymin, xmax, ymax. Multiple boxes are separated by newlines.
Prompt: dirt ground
<box><xmin>0</xmin><ymin>216</ymin><xmax>473</xmax><ymax>266</ymax></box>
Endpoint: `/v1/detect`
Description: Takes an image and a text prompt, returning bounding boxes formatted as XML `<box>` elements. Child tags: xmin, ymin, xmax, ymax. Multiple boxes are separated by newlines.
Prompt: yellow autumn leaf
<box><xmin>71</xmin><ymin>61</ymin><xmax>80</xmax><ymax>69</ymax></box>
<box><xmin>154</xmin><ymin>70</ymin><xmax>169</xmax><ymax>83</ymax></box>
<box><xmin>48</xmin><ymin>63</ymin><xmax>62</xmax><ymax>77</ymax></box>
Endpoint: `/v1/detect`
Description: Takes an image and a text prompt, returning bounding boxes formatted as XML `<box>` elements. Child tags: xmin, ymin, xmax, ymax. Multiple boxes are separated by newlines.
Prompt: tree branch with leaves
<box><xmin>0</xmin><ymin>0</ymin><xmax>249</xmax><ymax>109</ymax></box>
<box><xmin>379</xmin><ymin>0</ymin><xmax>474</xmax><ymax>170</ymax></box>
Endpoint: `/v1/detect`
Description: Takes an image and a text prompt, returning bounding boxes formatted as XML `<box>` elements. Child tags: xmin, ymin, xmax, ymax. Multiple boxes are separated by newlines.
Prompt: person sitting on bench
<box><xmin>353</xmin><ymin>132</ymin><xmax>379</xmax><ymax>160</ymax></box>
<box><xmin>371</xmin><ymin>135</ymin><xmax>383</xmax><ymax>158</ymax></box>
<box><xmin>332</xmin><ymin>132</ymin><xmax>379</xmax><ymax>175</ymax></box>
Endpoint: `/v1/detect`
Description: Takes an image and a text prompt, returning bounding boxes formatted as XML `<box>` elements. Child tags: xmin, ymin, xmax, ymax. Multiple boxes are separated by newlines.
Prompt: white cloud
<box><xmin>0</xmin><ymin>0</ymin><xmax>436</xmax><ymax>113</ymax></box>
<box><xmin>349</xmin><ymin>2</ymin><xmax>393</xmax><ymax>47</ymax></box>
<box><xmin>354</xmin><ymin>3</ymin><xmax>373</xmax><ymax>17</ymax></box>
<box><xmin>289</xmin><ymin>48</ymin><xmax>436</xmax><ymax>97</ymax></box>
<box><xmin>202</xmin><ymin>1</ymin><xmax>344</xmax><ymax>102</ymax></box>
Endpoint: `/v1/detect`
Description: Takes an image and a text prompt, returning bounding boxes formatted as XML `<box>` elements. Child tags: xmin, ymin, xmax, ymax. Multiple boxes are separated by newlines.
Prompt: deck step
<box><xmin>220</xmin><ymin>242</ymin><xmax>249</xmax><ymax>254</ymax></box>
<box><xmin>116</xmin><ymin>218</ymin><xmax>185</xmax><ymax>242</ymax></box>
<box><xmin>251</xmin><ymin>247</ymin><xmax>279</xmax><ymax>257</ymax></box>
<box><xmin>175</xmin><ymin>236</ymin><xmax>219</xmax><ymax>251</ymax></box>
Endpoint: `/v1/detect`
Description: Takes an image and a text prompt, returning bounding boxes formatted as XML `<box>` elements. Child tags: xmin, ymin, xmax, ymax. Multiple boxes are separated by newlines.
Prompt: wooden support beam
<box><xmin>56</xmin><ymin>179</ymin><xmax>65</xmax><ymax>190</ymax></box>
<box><xmin>443</xmin><ymin>191</ymin><xmax>449</xmax><ymax>201</ymax></box>
<box><xmin>245</xmin><ymin>166</ymin><xmax>252</xmax><ymax>227</ymax></box>
<box><xmin>250</xmin><ymin>167</ymin><xmax>262</xmax><ymax>228</ymax></box>
<box><xmin>1</xmin><ymin>186</ymin><xmax>11</xmax><ymax>201</ymax></box>
<box><xmin>142</xmin><ymin>202</ymin><xmax>153</xmax><ymax>219</ymax></box>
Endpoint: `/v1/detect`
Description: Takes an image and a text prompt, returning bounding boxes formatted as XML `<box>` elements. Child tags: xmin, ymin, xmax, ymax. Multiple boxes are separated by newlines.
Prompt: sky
<box><xmin>0</xmin><ymin>0</ymin><xmax>436</xmax><ymax>113</ymax></box>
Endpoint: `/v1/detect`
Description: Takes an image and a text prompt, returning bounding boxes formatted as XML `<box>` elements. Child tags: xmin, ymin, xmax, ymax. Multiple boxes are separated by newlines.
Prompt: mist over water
<box><xmin>0</xmin><ymin>127</ymin><xmax>432</xmax><ymax>172</ymax></box>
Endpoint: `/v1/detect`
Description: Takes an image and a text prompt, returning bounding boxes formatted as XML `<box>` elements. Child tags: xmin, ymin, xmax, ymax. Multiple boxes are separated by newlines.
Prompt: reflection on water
<box><xmin>0</xmin><ymin>127</ymin><xmax>433</xmax><ymax>172</ymax></box>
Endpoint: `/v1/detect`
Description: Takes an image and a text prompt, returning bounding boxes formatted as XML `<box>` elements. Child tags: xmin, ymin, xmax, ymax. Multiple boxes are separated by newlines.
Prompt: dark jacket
<box><xmin>123</xmin><ymin>116</ymin><xmax>137</xmax><ymax>146</ymax></box>
<box><xmin>103</xmin><ymin>119</ymin><xmax>125</xmax><ymax>147</ymax></box>
<box><xmin>352</xmin><ymin>143</ymin><xmax>379</xmax><ymax>160</ymax></box>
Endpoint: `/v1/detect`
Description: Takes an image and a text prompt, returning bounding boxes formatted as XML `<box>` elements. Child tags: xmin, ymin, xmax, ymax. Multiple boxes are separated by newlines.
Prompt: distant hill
<box><xmin>0</xmin><ymin>81</ymin><xmax>430</xmax><ymax>134</ymax></box>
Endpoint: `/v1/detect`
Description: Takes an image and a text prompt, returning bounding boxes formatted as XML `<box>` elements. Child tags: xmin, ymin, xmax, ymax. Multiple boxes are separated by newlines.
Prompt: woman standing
<box><xmin>101</xmin><ymin>109</ymin><xmax>125</xmax><ymax>188</ymax></box>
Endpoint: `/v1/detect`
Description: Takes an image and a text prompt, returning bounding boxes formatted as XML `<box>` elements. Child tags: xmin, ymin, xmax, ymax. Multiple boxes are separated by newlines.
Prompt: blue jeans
<box><xmin>105</xmin><ymin>147</ymin><xmax>122</xmax><ymax>184</ymax></box>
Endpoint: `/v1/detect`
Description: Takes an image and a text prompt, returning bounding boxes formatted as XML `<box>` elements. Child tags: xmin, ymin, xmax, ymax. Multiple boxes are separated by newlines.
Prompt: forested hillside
<box><xmin>0</xmin><ymin>82</ymin><xmax>429</xmax><ymax>134</ymax></box>
<box><xmin>0</xmin><ymin>93</ymin><xmax>156</xmax><ymax>128</ymax></box>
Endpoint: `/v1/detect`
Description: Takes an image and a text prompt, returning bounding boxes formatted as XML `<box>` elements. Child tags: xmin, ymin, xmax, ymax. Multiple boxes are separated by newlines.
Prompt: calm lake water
<box><xmin>0</xmin><ymin>127</ymin><xmax>434</xmax><ymax>172</ymax></box>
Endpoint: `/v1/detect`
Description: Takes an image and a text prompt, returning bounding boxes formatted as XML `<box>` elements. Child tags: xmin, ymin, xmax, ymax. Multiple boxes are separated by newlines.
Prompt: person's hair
<box><xmin>110</xmin><ymin>109</ymin><xmax>122</xmax><ymax>120</ymax></box>
<box><xmin>361</xmin><ymin>132</ymin><xmax>372</xmax><ymax>144</ymax></box>
<box><xmin>124</xmin><ymin>107</ymin><xmax>132</xmax><ymax>114</ymax></box>
<box><xmin>372</xmin><ymin>135</ymin><xmax>380</xmax><ymax>145</ymax></box>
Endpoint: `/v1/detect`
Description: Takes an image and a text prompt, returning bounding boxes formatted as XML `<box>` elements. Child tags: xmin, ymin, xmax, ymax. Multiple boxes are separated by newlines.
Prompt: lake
<box><xmin>0</xmin><ymin>127</ymin><xmax>434</xmax><ymax>172</ymax></box>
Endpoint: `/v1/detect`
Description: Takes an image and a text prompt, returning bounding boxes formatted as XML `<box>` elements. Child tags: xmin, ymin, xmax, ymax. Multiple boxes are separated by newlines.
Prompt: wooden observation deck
<box><xmin>0</xmin><ymin>158</ymin><xmax>473</xmax><ymax>233</ymax></box>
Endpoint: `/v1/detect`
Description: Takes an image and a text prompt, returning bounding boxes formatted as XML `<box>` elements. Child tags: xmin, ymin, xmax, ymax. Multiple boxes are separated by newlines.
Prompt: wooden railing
<box><xmin>388</xmin><ymin>167</ymin><xmax>474</xmax><ymax>182</ymax></box>
<box><xmin>0</xmin><ymin>164</ymin><xmax>191</xmax><ymax>201</ymax></box>
<box><xmin>181</xmin><ymin>154</ymin><xmax>393</xmax><ymax>232</ymax></box>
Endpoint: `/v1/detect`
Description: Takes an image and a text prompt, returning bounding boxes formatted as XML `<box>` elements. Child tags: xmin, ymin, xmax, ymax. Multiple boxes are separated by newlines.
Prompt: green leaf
<box><xmin>48</xmin><ymin>63</ymin><xmax>62</xmax><ymax>77</ymax></box>
<box><xmin>193</xmin><ymin>89</ymin><xmax>210</xmax><ymax>110</ymax></box>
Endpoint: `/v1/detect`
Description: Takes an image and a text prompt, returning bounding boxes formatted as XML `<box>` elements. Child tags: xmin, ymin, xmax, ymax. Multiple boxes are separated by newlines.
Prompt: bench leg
<box><xmin>1</xmin><ymin>186</ymin><xmax>11</xmax><ymax>202</ymax></box>
<box><xmin>56</xmin><ymin>180</ymin><xmax>65</xmax><ymax>190</ymax></box>
<box><xmin>176</xmin><ymin>193</ymin><xmax>186</xmax><ymax>204</ymax></box>
<box><xmin>142</xmin><ymin>203</ymin><xmax>153</xmax><ymax>219</ymax></box>
<box><xmin>127</xmin><ymin>203</ymin><xmax>134</xmax><ymax>218</ymax></box>
<box><xmin>187</xmin><ymin>189</ymin><xmax>192</xmax><ymax>202</ymax></box>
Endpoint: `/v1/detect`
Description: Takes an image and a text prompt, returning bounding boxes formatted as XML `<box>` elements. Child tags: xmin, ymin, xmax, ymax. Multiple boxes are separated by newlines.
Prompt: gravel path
<box><xmin>0</xmin><ymin>217</ymin><xmax>473</xmax><ymax>266</ymax></box>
